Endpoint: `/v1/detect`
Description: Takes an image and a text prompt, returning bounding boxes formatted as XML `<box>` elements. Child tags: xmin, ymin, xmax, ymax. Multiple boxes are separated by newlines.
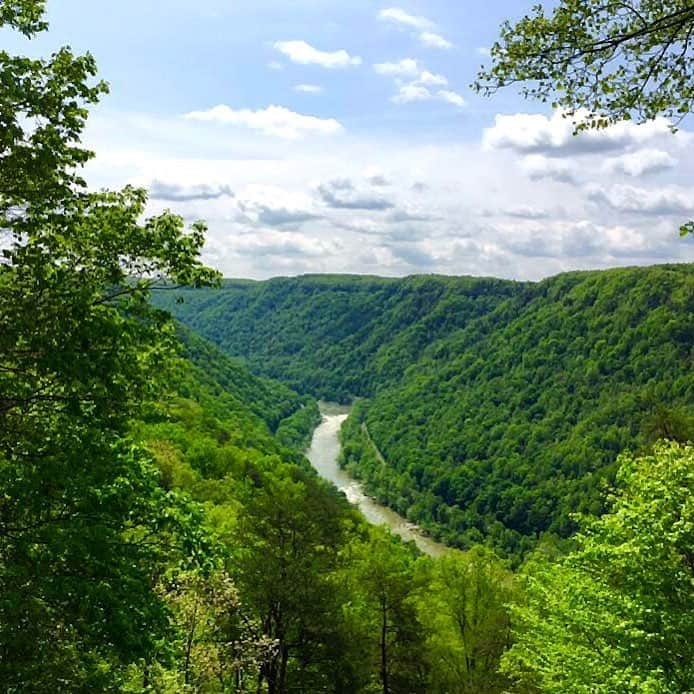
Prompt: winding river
<box><xmin>306</xmin><ymin>402</ymin><xmax>447</xmax><ymax>557</ymax></box>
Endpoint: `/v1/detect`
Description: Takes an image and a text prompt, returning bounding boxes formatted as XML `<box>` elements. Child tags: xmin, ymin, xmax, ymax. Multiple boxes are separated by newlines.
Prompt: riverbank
<box><xmin>305</xmin><ymin>404</ymin><xmax>447</xmax><ymax>557</ymax></box>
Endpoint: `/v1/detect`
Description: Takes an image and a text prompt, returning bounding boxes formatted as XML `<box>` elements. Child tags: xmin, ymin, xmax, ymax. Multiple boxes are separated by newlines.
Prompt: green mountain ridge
<box><xmin>156</xmin><ymin>264</ymin><xmax>694</xmax><ymax>555</ymax></box>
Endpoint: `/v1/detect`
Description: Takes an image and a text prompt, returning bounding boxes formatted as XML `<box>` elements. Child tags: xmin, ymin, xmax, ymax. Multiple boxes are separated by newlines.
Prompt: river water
<box><xmin>305</xmin><ymin>403</ymin><xmax>447</xmax><ymax>557</ymax></box>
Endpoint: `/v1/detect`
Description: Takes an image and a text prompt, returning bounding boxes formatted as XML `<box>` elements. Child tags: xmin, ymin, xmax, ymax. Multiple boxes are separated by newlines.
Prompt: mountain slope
<box><xmin>157</xmin><ymin>264</ymin><xmax>694</xmax><ymax>555</ymax></box>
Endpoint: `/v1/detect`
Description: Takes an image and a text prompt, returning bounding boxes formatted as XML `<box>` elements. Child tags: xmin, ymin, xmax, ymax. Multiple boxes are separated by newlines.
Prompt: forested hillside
<box><xmin>130</xmin><ymin>333</ymin><xmax>519</xmax><ymax>692</ymax></box>
<box><xmin>155</xmin><ymin>274</ymin><xmax>522</xmax><ymax>401</ymax></box>
<box><xmin>161</xmin><ymin>265</ymin><xmax>694</xmax><ymax>555</ymax></box>
<box><xmin>4</xmin><ymin>1</ymin><xmax>693</xmax><ymax>691</ymax></box>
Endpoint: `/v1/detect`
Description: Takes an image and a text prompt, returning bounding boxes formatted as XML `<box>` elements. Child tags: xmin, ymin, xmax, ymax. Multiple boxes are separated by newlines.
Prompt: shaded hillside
<box><xmin>156</xmin><ymin>274</ymin><xmax>523</xmax><ymax>401</ymax></box>
<box><xmin>131</xmin><ymin>332</ymin><xmax>517</xmax><ymax>693</ymax></box>
<box><xmin>158</xmin><ymin>265</ymin><xmax>694</xmax><ymax>555</ymax></box>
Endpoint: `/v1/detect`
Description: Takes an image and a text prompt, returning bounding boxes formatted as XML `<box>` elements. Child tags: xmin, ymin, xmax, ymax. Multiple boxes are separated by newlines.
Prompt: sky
<box><xmin>7</xmin><ymin>0</ymin><xmax>694</xmax><ymax>279</ymax></box>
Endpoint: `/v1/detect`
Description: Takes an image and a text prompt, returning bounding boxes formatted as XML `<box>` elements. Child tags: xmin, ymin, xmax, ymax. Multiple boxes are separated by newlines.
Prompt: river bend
<box><xmin>305</xmin><ymin>403</ymin><xmax>446</xmax><ymax>557</ymax></box>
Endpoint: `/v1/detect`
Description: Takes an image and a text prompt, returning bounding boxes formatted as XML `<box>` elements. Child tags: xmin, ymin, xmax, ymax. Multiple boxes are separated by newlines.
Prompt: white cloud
<box><xmin>587</xmin><ymin>183</ymin><xmax>694</xmax><ymax>215</ymax></box>
<box><xmin>419</xmin><ymin>70</ymin><xmax>448</xmax><ymax>86</ymax></box>
<box><xmin>294</xmin><ymin>84</ymin><xmax>323</xmax><ymax>94</ymax></box>
<box><xmin>374</xmin><ymin>58</ymin><xmax>420</xmax><ymax>78</ymax></box>
<box><xmin>364</xmin><ymin>168</ymin><xmax>390</xmax><ymax>187</ymax></box>
<box><xmin>375</xmin><ymin>60</ymin><xmax>461</xmax><ymax>107</ymax></box>
<box><xmin>502</xmin><ymin>205</ymin><xmax>553</xmax><ymax>220</ymax></box>
<box><xmin>82</xmin><ymin>109</ymin><xmax>694</xmax><ymax>281</ymax></box>
<box><xmin>236</xmin><ymin>185</ymin><xmax>320</xmax><ymax>228</ymax></box>
<box><xmin>378</xmin><ymin>7</ymin><xmax>434</xmax><ymax>30</ymax></box>
<box><xmin>274</xmin><ymin>40</ymin><xmax>362</xmax><ymax>69</ymax></box>
<box><xmin>484</xmin><ymin>110</ymin><xmax>673</xmax><ymax>156</ymax></box>
<box><xmin>386</xmin><ymin>207</ymin><xmax>439</xmax><ymax>223</ymax></box>
<box><xmin>392</xmin><ymin>84</ymin><xmax>432</xmax><ymax>104</ymax></box>
<box><xmin>148</xmin><ymin>180</ymin><xmax>234</xmax><ymax>201</ymax></box>
<box><xmin>437</xmin><ymin>90</ymin><xmax>465</xmax><ymax>107</ymax></box>
<box><xmin>317</xmin><ymin>177</ymin><xmax>395</xmax><ymax>210</ymax></box>
<box><xmin>268</xmin><ymin>61</ymin><xmax>284</xmax><ymax>71</ymax></box>
<box><xmin>477</xmin><ymin>47</ymin><xmax>491</xmax><ymax>58</ymax></box>
<box><xmin>183</xmin><ymin>104</ymin><xmax>343</xmax><ymax>140</ymax></box>
<box><xmin>419</xmin><ymin>32</ymin><xmax>452</xmax><ymax>49</ymax></box>
<box><xmin>520</xmin><ymin>155</ymin><xmax>578</xmax><ymax>184</ymax></box>
<box><xmin>602</xmin><ymin>149</ymin><xmax>676</xmax><ymax>177</ymax></box>
<box><xmin>392</xmin><ymin>85</ymin><xmax>464</xmax><ymax>107</ymax></box>
<box><xmin>230</xmin><ymin>229</ymin><xmax>339</xmax><ymax>259</ymax></box>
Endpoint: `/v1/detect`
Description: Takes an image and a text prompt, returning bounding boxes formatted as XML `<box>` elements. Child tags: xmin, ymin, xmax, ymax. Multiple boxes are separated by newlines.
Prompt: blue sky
<box><xmin>8</xmin><ymin>1</ymin><xmax>694</xmax><ymax>278</ymax></box>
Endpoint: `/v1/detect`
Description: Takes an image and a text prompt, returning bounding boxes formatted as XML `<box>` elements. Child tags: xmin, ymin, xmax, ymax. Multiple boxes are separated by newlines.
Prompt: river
<box><xmin>305</xmin><ymin>402</ymin><xmax>447</xmax><ymax>557</ymax></box>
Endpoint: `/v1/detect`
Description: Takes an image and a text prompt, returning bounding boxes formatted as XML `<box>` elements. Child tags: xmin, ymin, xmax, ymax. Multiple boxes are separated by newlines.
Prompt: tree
<box><xmin>0</xmin><ymin>1</ymin><xmax>219</xmax><ymax>687</ymax></box>
<box><xmin>234</xmin><ymin>462</ymin><xmax>355</xmax><ymax>694</ymax></box>
<box><xmin>416</xmin><ymin>547</ymin><xmax>515</xmax><ymax>693</ymax></box>
<box><xmin>475</xmin><ymin>0</ymin><xmax>694</xmax><ymax>236</ymax></box>
<box><xmin>149</xmin><ymin>568</ymin><xmax>274</xmax><ymax>692</ymax></box>
<box><xmin>501</xmin><ymin>442</ymin><xmax>694</xmax><ymax>693</ymax></box>
<box><xmin>344</xmin><ymin>529</ymin><xmax>430</xmax><ymax>694</ymax></box>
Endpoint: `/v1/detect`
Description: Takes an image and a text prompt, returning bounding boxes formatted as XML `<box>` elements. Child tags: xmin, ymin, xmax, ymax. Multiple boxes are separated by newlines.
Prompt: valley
<box><xmin>4</xmin><ymin>0</ymin><xmax>694</xmax><ymax>690</ymax></box>
<box><xmin>157</xmin><ymin>264</ymin><xmax>694</xmax><ymax>557</ymax></box>
<box><xmin>306</xmin><ymin>403</ymin><xmax>447</xmax><ymax>556</ymax></box>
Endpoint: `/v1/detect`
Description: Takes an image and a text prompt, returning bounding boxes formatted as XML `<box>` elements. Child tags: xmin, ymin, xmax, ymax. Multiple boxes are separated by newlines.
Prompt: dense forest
<box><xmin>160</xmin><ymin>266</ymin><xmax>694</xmax><ymax>556</ymax></box>
<box><xmin>131</xmin><ymin>333</ymin><xmax>519</xmax><ymax>692</ymax></box>
<box><xmin>2</xmin><ymin>1</ymin><xmax>693</xmax><ymax>692</ymax></box>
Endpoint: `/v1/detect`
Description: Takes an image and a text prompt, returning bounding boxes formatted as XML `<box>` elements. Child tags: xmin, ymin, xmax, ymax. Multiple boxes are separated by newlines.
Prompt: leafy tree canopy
<box><xmin>475</xmin><ymin>1</ymin><xmax>694</xmax><ymax>128</ymax></box>
<box><xmin>474</xmin><ymin>0</ymin><xmax>694</xmax><ymax>235</ymax></box>
<box><xmin>502</xmin><ymin>442</ymin><xmax>694</xmax><ymax>693</ymax></box>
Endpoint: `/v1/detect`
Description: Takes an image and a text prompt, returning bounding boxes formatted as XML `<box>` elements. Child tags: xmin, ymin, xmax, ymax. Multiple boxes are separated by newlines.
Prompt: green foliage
<box><xmin>154</xmin><ymin>274</ymin><xmax>520</xmax><ymax>402</ymax></box>
<box><xmin>161</xmin><ymin>267</ymin><xmax>694</xmax><ymax>558</ymax></box>
<box><xmin>474</xmin><ymin>1</ymin><xmax>694</xmax><ymax>128</ymax></box>
<box><xmin>342</xmin><ymin>529</ymin><xmax>430</xmax><ymax>694</ymax></box>
<box><xmin>502</xmin><ymin>442</ymin><xmax>694</xmax><ymax>693</ymax></box>
<box><xmin>474</xmin><ymin>0</ymin><xmax>694</xmax><ymax>235</ymax></box>
<box><xmin>416</xmin><ymin>547</ymin><xmax>516</xmax><ymax>694</ymax></box>
<box><xmin>0</xmin><ymin>3</ymin><xmax>218</xmax><ymax>687</ymax></box>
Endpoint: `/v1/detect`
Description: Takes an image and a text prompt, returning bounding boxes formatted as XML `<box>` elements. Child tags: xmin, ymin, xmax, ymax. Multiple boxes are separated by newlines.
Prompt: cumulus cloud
<box><xmin>497</xmin><ymin>218</ymin><xmax>674</xmax><ymax>261</ymax></box>
<box><xmin>587</xmin><ymin>183</ymin><xmax>694</xmax><ymax>215</ymax></box>
<box><xmin>375</xmin><ymin>59</ymin><xmax>462</xmax><ymax>107</ymax></box>
<box><xmin>388</xmin><ymin>242</ymin><xmax>438</xmax><ymax>267</ymax></box>
<box><xmin>85</xmin><ymin>108</ymin><xmax>694</xmax><ymax>280</ymax></box>
<box><xmin>374</xmin><ymin>58</ymin><xmax>420</xmax><ymax>78</ymax></box>
<box><xmin>366</xmin><ymin>172</ymin><xmax>390</xmax><ymax>187</ymax></box>
<box><xmin>419</xmin><ymin>70</ymin><xmax>448</xmax><ymax>86</ymax></box>
<box><xmin>386</xmin><ymin>208</ymin><xmax>439</xmax><ymax>223</ymax></box>
<box><xmin>602</xmin><ymin>149</ymin><xmax>676</xmax><ymax>177</ymax></box>
<box><xmin>520</xmin><ymin>154</ymin><xmax>578</xmax><ymax>184</ymax></box>
<box><xmin>379</xmin><ymin>9</ymin><xmax>452</xmax><ymax>53</ymax></box>
<box><xmin>232</xmin><ymin>230</ymin><xmax>338</xmax><ymax>258</ymax></box>
<box><xmin>148</xmin><ymin>180</ymin><xmax>234</xmax><ymax>202</ymax></box>
<box><xmin>274</xmin><ymin>40</ymin><xmax>362</xmax><ymax>68</ymax></box>
<box><xmin>419</xmin><ymin>32</ymin><xmax>453</xmax><ymax>49</ymax></box>
<box><xmin>484</xmin><ymin>110</ymin><xmax>672</xmax><ymax>157</ymax></box>
<box><xmin>438</xmin><ymin>90</ymin><xmax>465</xmax><ymax>107</ymax></box>
<box><xmin>242</xmin><ymin>205</ymin><xmax>319</xmax><ymax>227</ymax></box>
<box><xmin>237</xmin><ymin>187</ymin><xmax>320</xmax><ymax>228</ymax></box>
<box><xmin>294</xmin><ymin>84</ymin><xmax>323</xmax><ymax>94</ymax></box>
<box><xmin>393</xmin><ymin>85</ymin><xmax>464</xmax><ymax>107</ymax></box>
<box><xmin>317</xmin><ymin>178</ymin><xmax>395</xmax><ymax>210</ymax></box>
<box><xmin>378</xmin><ymin>7</ymin><xmax>434</xmax><ymax>30</ymax></box>
<box><xmin>393</xmin><ymin>84</ymin><xmax>432</xmax><ymax>103</ymax></box>
<box><xmin>183</xmin><ymin>104</ymin><xmax>343</xmax><ymax>139</ymax></box>
<box><xmin>502</xmin><ymin>205</ymin><xmax>554</xmax><ymax>220</ymax></box>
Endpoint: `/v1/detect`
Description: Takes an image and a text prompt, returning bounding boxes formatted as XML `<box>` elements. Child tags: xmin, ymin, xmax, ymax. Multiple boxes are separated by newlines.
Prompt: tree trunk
<box><xmin>278</xmin><ymin>644</ymin><xmax>289</xmax><ymax>693</ymax></box>
<box><xmin>380</xmin><ymin>598</ymin><xmax>389</xmax><ymax>694</ymax></box>
<box><xmin>184</xmin><ymin>603</ymin><xmax>198</xmax><ymax>686</ymax></box>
